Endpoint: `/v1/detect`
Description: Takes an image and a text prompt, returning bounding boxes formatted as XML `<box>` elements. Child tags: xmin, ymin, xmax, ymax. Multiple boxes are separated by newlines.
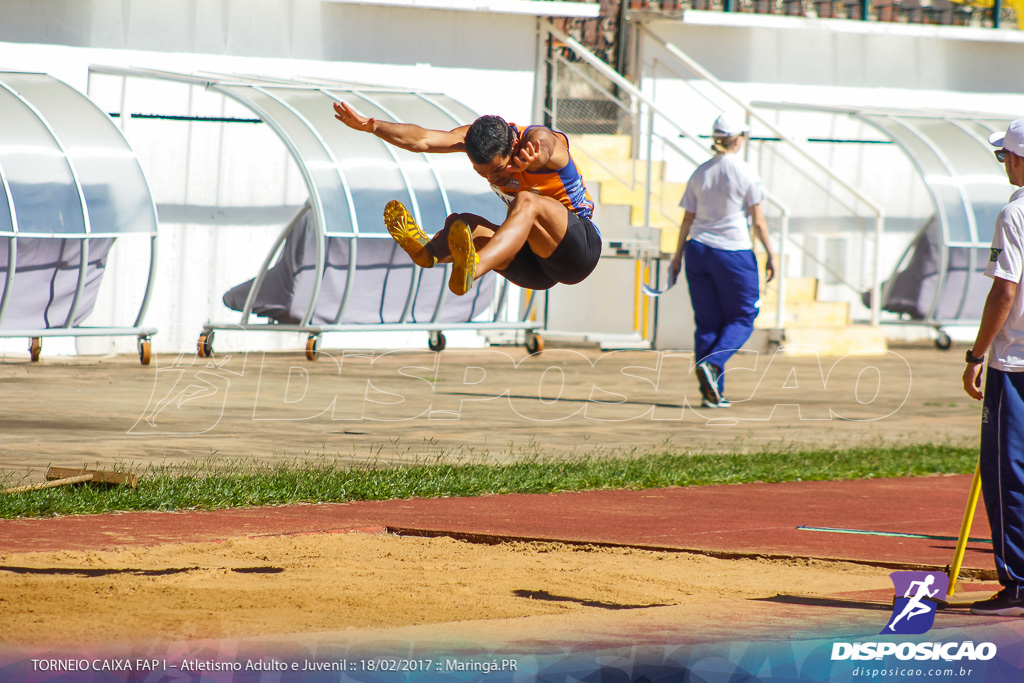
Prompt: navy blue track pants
<box><xmin>684</xmin><ymin>239</ymin><xmax>760</xmax><ymax>393</ymax></box>
<box><xmin>981</xmin><ymin>367</ymin><xmax>1024</xmax><ymax>598</ymax></box>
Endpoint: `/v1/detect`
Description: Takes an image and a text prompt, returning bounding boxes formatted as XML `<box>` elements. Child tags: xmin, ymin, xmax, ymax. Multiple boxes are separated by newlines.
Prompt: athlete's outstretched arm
<box><xmin>333</xmin><ymin>101</ymin><xmax>468</xmax><ymax>154</ymax></box>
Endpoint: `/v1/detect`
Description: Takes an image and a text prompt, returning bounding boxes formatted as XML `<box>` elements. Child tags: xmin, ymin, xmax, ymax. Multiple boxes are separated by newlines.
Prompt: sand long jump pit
<box><xmin>0</xmin><ymin>527</ymin><xmax>900</xmax><ymax>649</ymax></box>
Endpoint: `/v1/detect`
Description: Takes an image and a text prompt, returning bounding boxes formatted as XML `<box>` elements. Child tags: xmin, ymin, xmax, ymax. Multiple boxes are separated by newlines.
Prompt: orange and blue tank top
<box><xmin>489</xmin><ymin>124</ymin><xmax>596</xmax><ymax>223</ymax></box>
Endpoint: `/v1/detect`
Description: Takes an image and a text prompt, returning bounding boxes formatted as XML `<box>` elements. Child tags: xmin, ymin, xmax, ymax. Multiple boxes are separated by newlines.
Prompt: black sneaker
<box><xmin>696</xmin><ymin>362</ymin><xmax>723</xmax><ymax>404</ymax></box>
<box><xmin>970</xmin><ymin>589</ymin><xmax>1024</xmax><ymax>616</ymax></box>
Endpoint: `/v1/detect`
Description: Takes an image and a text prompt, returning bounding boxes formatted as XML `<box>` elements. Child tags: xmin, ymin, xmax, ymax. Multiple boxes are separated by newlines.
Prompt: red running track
<box><xmin>0</xmin><ymin>474</ymin><xmax>993</xmax><ymax>574</ymax></box>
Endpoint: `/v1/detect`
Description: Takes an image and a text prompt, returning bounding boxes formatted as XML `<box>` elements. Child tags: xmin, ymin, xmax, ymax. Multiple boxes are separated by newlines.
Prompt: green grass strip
<box><xmin>0</xmin><ymin>443</ymin><xmax>977</xmax><ymax>519</ymax></box>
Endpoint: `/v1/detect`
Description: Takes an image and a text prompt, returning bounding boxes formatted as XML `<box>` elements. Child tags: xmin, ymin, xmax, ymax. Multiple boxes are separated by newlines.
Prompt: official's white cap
<box><xmin>712</xmin><ymin>114</ymin><xmax>749</xmax><ymax>138</ymax></box>
<box><xmin>989</xmin><ymin>118</ymin><xmax>1024</xmax><ymax>157</ymax></box>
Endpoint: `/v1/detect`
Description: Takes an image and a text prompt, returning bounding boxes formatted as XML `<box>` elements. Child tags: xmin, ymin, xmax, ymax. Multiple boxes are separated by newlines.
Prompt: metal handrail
<box><xmin>542</xmin><ymin>28</ymin><xmax>722</xmax><ymax>230</ymax></box>
<box><xmin>634</xmin><ymin>23</ymin><xmax>888</xmax><ymax>325</ymax></box>
<box><xmin>542</xmin><ymin>22</ymin><xmax>795</xmax><ymax>334</ymax></box>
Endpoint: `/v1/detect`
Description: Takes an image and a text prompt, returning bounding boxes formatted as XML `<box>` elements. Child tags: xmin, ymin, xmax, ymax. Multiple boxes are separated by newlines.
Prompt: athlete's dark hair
<box><xmin>465</xmin><ymin>115</ymin><xmax>515</xmax><ymax>165</ymax></box>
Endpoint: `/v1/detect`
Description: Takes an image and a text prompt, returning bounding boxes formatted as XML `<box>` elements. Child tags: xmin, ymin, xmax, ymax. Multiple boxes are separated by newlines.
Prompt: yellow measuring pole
<box><xmin>947</xmin><ymin>460</ymin><xmax>983</xmax><ymax>597</ymax></box>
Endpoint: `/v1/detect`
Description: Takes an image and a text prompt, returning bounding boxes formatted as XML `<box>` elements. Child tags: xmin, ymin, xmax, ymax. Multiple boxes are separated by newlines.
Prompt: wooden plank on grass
<box><xmin>4</xmin><ymin>474</ymin><xmax>95</xmax><ymax>494</ymax></box>
<box><xmin>46</xmin><ymin>467</ymin><xmax>138</xmax><ymax>489</ymax></box>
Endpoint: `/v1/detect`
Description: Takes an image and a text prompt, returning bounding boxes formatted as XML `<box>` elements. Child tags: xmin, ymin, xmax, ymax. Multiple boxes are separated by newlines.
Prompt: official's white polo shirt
<box><xmin>679</xmin><ymin>154</ymin><xmax>764</xmax><ymax>251</ymax></box>
<box><xmin>986</xmin><ymin>185</ymin><xmax>1024</xmax><ymax>371</ymax></box>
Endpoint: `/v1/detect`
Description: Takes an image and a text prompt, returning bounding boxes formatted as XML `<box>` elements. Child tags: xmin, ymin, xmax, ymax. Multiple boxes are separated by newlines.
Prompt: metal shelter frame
<box><xmin>0</xmin><ymin>72</ymin><xmax>159</xmax><ymax>364</ymax></box>
<box><xmin>90</xmin><ymin>66</ymin><xmax>544</xmax><ymax>358</ymax></box>
<box><xmin>754</xmin><ymin>102</ymin><xmax>1012</xmax><ymax>347</ymax></box>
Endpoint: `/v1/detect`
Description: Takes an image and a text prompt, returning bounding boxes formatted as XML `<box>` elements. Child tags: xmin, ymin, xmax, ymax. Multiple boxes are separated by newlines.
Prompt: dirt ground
<box><xmin>0</xmin><ymin>344</ymin><xmax>986</xmax><ymax>654</ymax></box>
<box><xmin>0</xmin><ymin>530</ymin><xmax>901</xmax><ymax>652</ymax></box>
<box><xmin>0</xmin><ymin>344</ymin><xmax>979</xmax><ymax>480</ymax></box>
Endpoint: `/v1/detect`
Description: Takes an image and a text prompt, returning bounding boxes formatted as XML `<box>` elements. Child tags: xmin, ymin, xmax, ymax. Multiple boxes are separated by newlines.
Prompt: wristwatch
<box><xmin>965</xmin><ymin>350</ymin><xmax>985</xmax><ymax>364</ymax></box>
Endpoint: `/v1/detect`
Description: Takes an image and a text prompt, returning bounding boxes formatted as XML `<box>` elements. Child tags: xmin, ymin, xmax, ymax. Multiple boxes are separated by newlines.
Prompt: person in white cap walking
<box><xmin>963</xmin><ymin>117</ymin><xmax>1024</xmax><ymax>616</ymax></box>
<box><xmin>669</xmin><ymin>114</ymin><xmax>775</xmax><ymax>408</ymax></box>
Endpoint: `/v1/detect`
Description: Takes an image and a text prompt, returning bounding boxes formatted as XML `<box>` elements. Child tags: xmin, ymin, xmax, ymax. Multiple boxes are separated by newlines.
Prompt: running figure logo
<box><xmin>883</xmin><ymin>571</ymin><xmax>948</xmax><ymax>635</ymax></box>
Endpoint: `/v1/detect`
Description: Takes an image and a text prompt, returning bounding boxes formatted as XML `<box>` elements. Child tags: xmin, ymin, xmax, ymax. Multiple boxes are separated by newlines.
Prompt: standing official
<box><xmin>669</xmin><ymin>115</ymin><xmax>775</xmax><ymax>408</ymax></box>
<box><xmin>963</xmin><ymin>117</ymin><xmax>1024</xmax><ymax>616</ymax></box>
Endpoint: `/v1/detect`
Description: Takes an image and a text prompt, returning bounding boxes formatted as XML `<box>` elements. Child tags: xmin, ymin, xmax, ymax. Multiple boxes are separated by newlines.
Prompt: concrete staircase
<box><xmin>569</xmin><ymin>134</ymin><xmax>685</xmax><ymax>253</ymax></box>
<box><xmin>569</xmin><ymin>133</ymin><xmax>889</xmax><ymax>356</ymax></box>
<box><xmin>757</xmin><ymin>274</ymin><xmax>888</xmax><ymax>356</ymax></box>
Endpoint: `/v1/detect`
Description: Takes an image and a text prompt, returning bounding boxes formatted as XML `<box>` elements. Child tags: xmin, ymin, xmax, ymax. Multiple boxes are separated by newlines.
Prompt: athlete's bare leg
<box><xmin>480</xmin><ymin>192</ymin><xmax>569</xmax><ymax>275</ymax></box>
<box><xmin>383</xmin><ymin>202</ymin><xmax>503</xmax><ymax>270</ymax></box>
<box><xmin>430</xmin><ymin>193</ymin><xmax>569</xmax><ymax>274</ymax></box>
<box><xmin>427</xmin><ymin>214</ymin><xmax>500</xmax><ymax>264</ymax></box>
<box><xmin>421</xmin><ymin>215</ymin><xmax>497</xmax><ymax>295</ymax></box>
<box><xmin>387</xmin><ymin>193</ymin><xmax>572</xmax><ymax>294</ymax></box>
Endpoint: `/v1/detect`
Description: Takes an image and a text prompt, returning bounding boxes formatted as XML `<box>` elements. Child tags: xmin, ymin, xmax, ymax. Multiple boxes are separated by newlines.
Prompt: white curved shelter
<box><xmin>756</xmin><ymin>102</ymin><xmax>1013</xmax><ymax>344</ymax></box>
<box><xmin>0</xmin><ymin>72</ymin><xmax>159</xmax><ymax>362</ymax></box>
<box><xmin>95</xmin><ymin>67</ymin><xmax>543</xmax><ymax>357</ymax></box>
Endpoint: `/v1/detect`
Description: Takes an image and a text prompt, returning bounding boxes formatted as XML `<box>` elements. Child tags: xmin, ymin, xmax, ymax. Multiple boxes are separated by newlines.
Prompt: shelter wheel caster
<box><xmin>428</xmin><ymin>331</ymin><xmax>446</xmax><ymax>352</ymax></box>
<box><xmin>197</xmin><ymin>331</ymin><xmax>214</xmax><ymax>358</ymax></box>
<box><xmin>138</xmin><ymin>337</ymin><xmax>152</xmax><ymax>366</ymax></box>
<box><xmin>305</xmin><ymin>334</ymin><xmax>321</xmax><ymax>361</ymax></box>
<box><xmin>29</xmin><ymin>337</ymin><xmax>41</xmax><ymax>362</ymax></box>
<box><xmin>525</xmin><ymin>332</ymin><xmax>544</xmax><ymax>354</ymax></box>
<box><xmin>935</xmin><ymin>329</ymin><xmax>952</xmax><ymax>351</ymax></box>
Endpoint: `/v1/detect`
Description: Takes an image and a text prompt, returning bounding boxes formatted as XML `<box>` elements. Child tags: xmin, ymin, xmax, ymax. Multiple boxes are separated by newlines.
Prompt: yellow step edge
<box><xmin>630</xmin><ymin>206</ymin><xmax>682</xmax><ymax>230</ymax></box>
<box><xmin>575</xmin><ymin>158</ymin><xmax>669</xmax><ymax>185</ymax></box>
<box><xmin>569</xmin><ymin>134</ymin><xmax>633</xmax><ymax>161</ymax></box>
<box><xmin>775</xmin><ymin>327</ymin><xmax>889</xmax><ymax>356</ymax></box>
<box><xmin>755</xmin><ymin>301</ymin><xmax>851</xmax><ymax>329</ymax></box>
<box><xmin>760</xmin><ymin>278</ymin><xmax>820</xmax><ymax>305</ymax></box>
<box><xmin>601</xmin><ymin>182</ymin><xmax>687</xmax><ymax>208</ymax></box>
<box><xmin>661</xmin><ymin>227</ymin><xmax>680</xmax><ymax>253</ymax></box>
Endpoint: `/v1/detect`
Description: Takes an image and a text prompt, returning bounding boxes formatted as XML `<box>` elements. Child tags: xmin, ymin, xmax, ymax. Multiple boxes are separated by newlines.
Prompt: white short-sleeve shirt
<box><xmin>985</xmin><ymin>186</ymin><xmax>1024</xmax><ymax>371</ymax></box>
<box><xmin>680</xmin><ymin>154</ymin><xmax>764</xmax><ymax>251</ymax></box>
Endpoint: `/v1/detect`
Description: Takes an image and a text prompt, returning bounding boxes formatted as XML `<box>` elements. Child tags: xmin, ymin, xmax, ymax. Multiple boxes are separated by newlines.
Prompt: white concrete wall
<box><xmin>0</xmin><ymin>1</ymin><xmax>550</xmax><ymax>356</ymax></box>
<box><xmin>641</xmin><ymin>11</ymin><xmax>1024</xmax><ymax>94</ymax></box>
<box><xmin>0</xmin><ymin>0</ymin><xmax>537</xmax><ymax>114</ymax></box>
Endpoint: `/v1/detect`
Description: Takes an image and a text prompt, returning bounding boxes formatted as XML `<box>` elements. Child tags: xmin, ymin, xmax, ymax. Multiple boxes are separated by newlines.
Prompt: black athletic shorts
<box><xmin>496</xmin><ymin>210</ymin><xmax>602</xmax><ymax>290</ymax></box>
